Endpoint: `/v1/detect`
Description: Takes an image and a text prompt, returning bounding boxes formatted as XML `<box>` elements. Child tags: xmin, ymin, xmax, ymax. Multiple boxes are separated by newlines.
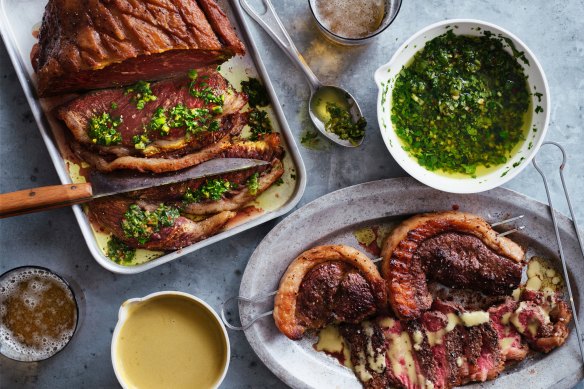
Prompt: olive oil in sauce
<box><xmin>310</xmin><ymin>87</ymin><xmax>352</xmax><ymax>124</ymax></box>
<box><xmin>313</xmin><ymin>0</ymin><xmax>386</xmax><ymax>38</ymax></box>
<box><xmin>115</xmin><ymin>295</ymin><xmax>227</xmax><ymax>389</ymax></box>
<box><xmin>0</xmin><ymin>267</ymin><xmax>78</xmax><ymax>361</ymax></box>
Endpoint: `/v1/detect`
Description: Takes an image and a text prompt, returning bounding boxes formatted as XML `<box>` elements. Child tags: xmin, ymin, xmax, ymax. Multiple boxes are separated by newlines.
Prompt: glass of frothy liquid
<box><xmin>0</xmin><ymin>266</ymin><xmax>79</xmax><ymax>362</ymax></box>
<box><xmin>308</xmin><ymin>0</ymin><xmax>402</xmax><ymax>45</ymax></box>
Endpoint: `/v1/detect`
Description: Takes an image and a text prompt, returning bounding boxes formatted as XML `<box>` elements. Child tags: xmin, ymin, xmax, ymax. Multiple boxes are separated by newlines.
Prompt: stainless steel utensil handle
<box><xmin>239</xmin><ymin>0</ymin><xmax>321</xmax><ymax>91</ymax></box>
<box><xmin>532</xmin><ymin>141</ymin><xmax>584</xmax><ymax>364</ymax></box>
<box><xmin>221</xmin><ymin>291</ymin><xmax>276</xmax><ymax>331</ymax></box>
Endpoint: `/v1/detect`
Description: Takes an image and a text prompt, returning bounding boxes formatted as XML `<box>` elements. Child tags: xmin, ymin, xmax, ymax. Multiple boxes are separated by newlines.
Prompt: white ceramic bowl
<box><xmin>374</xmin><ymin>19</ymin><xmax>550</xmax><ymax>193</ymax></box>
<box><xmin>111</xmin><ymin>291</ymin><xmax>230</xmax><ymax>389</ymax></box>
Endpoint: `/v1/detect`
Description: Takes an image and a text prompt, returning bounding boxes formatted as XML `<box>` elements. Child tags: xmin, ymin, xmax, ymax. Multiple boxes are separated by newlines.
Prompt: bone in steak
<box><xmin>33</xmin><ymin>0</ymin><xmax>245</xmax><ymax>96</ymax></box>
<box><xmin>381</xmin><ymin>211</ymin><xmax>525</xmax><ymax>319</ymax></box>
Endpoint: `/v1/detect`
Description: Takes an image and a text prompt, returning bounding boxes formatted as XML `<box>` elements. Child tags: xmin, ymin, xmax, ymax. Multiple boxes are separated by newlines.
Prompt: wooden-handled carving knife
<box><xmin>0</xmin><ymin>158</ymin><xmax>270</xmax><ymax>218</ymax></box>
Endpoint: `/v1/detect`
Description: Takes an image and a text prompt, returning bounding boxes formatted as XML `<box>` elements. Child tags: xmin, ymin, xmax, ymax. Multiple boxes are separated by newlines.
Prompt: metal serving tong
<box><xmin>532</xmin><ymin>141</ymin><xmax>584</xmax><ymax>364</ymax></box>
<box><xmin>221</xmin><ymin>215</ymin><xmax>526</xmax><ymax>331</ymax></box>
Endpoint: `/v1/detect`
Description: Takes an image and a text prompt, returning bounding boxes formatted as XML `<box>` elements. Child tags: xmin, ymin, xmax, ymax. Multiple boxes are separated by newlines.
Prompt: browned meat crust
<box><xmin>273</xmin><ymin>245</ymin><xmax>387</xmax><ymax>340</ymax></box>
<box><xmin>33</xmin><ymin>0</ymin><xmax>245</xmax><ymax>96</ymax></box>
<box><xmin>381</xmin><ymin>211</ymin><xmax>525</xmax><ymax>319</ymax></box>
<box><xmin>87</xmin><ymin>197</ymin><xmax>235</xmax><ymax>250</ymax></box>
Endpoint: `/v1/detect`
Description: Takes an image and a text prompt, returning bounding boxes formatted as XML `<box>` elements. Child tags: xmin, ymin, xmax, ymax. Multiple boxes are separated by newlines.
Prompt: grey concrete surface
<box><xmin>0</xmin><ymin>0</ymin><xmax>583</xmax><ymax>388</ymax></box>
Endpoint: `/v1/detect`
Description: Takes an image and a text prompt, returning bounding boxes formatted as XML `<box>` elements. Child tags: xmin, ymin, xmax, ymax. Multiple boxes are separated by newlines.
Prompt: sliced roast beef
<box><xmin>88</xmin><ymin>196</ymin><xmax>235</xmax><ymax>250</ymax></box>
<box><xmin>128</xmin><ymin>158</ymin><xmax>284</xmax><ymax>214</ymax></box>
<box><xmin>58</xmin><ymin>68</ymin><xmax>248</xmax><ymax>172</ymax></box>
<box><xmin>33</xmin><ymin>0</ymin><xmax>245</xmax><ymax>96</ymax></box>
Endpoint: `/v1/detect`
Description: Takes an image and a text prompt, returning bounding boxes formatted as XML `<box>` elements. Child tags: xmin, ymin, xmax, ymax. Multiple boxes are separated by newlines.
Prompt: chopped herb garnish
<box><xmin>106</xmin><ymin>236</ymin><xmax>135</xmax><ymax>264</ymax></box>
<box><xmin>241</xmin><ymin>78</ymin><xmax>270</xmax><ymax>107</ymax></box>
<box><xmin>188</xmin><ymin>71</ymin><xmax>224</xmax><ymax>106</ymax></box>
<box><xmin>248</xmin><ymin>109</ymin><xmax>273</xmax><ymax>140</ymax></box>
<box><xmin>275</xmin><ymin>177</ymin><xmax>284</xmax><ymax>186</ymax></box>
<box><xmin>149</xmin><ymin>107</ymin><xmax>170</xmax><ymax>135</ymax></box>
<box><xmin>132</xmin><ymin>133</ymin><xmax>150</xmax><ymax>150</ymax></box>
<box><xmin>325</xmin><ymin>102</ymin><xmax>366</xmax><ymax>145</ymax></box>
<box><xmin>121</xmin><ymin>204</ymin><xmax>180</xmax><ymax>244</ymax></box>
<box><xmin>535</xmin><ymin>105</ymin><xmax>543</xmax><ymax>113</ymax></box>
<box><xmin>88</xmin><ymin>112</ymin><xmax>123</xmax><ymax>146</ymax></box>
<box><xmin>169</xmin><ymin>104</ymin><xmax>217</xmax><ymax>134</ymax></box>
<box><xmin>183</xmin><ymin>179</ymin><xmax>234</xmax><ymax>203</ymax></box>
<box><xmin>126</xmin><ymin>81</ymin><xmax>157</xmax><ymax>110</ymax></box>
<box><xmin>391</xmin><ymin>30</ymin><xmax>530</xmax><ymax>175</ymax></box>
<box><xmin>246</xmin><ymin>173</ymin><xmax>260</xmax><ymax>195</ymax></box>
<box><xmin>110</xmin><ymin>102</ymin><xmax>118</xmax><ymax>110</ymax></box>
<box><xmin>300</xmin><ymin>130</ymin><xmax>320</xmax><ymax>148</ymax></box>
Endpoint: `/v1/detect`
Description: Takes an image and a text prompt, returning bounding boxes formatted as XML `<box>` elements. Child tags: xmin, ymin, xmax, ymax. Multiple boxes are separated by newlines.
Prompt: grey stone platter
<box><xmin>240</xmin><ymin>177</ymin><xmax>584</xmax><ymax>389</ymax></box>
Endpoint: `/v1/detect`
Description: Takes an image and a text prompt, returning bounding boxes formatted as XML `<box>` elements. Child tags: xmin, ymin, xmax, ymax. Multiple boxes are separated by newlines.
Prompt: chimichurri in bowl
<box><xmin>375</xmin><ymin>20</ymin><xmax>549</xmax><ymax>193</ymax></box>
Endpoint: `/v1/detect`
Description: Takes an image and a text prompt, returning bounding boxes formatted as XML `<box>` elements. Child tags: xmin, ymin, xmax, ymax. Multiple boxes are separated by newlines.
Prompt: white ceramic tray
<box><xmin>240</xmin><ymin>177</ymin><xmax>583</xmax><ymax>389</ymax></box>
<box><xmin>0</xmin><ymin>0</ymin><xmax>306</xmax><ymax>274</ymax></box>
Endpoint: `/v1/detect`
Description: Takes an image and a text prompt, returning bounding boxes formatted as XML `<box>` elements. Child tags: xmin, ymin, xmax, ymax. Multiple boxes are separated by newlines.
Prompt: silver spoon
<box><xmin>239</xmin><ymin>0</ymin><xmax>365</xmax><ymax>147</ymax></box>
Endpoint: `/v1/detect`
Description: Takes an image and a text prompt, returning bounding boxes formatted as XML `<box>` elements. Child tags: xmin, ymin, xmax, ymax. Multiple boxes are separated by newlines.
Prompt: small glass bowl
<box><xmin>308</xmin><ymin>0</ymin><xmax>402</xmax><ymax>45</ymax></box>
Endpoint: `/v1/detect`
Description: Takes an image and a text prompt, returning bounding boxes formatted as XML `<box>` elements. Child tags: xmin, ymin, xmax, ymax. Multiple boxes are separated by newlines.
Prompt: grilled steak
<box><xmin>274</xmin><ymin>245</ymin><xmax>387</xmax><ymax>340</ymax></box>
<box><xmin>33</xmin><ymin>0</ymin><xmax>245</xmax><ymax>96</ymax></box>
<box><xmin>295</xmin><ymin>262</ymin><xmax>379</xmax><ymax>329</ymax></box>
<box><xmin>381</xmin><ymin>211</ymin><xmax>525</xmax><ymax>319</ymax></box>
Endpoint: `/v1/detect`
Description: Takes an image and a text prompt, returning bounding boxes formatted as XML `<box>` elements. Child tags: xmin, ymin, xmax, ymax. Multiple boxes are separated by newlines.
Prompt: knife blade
<box><xmin>0</xmin><ymin>158</ymin><xmax>270</xmax><ymax>218</ymax></box>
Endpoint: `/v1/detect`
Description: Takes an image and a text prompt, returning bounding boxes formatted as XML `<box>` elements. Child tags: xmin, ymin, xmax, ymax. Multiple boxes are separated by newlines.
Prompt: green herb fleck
<box><xmin>110</xmin><ymin>102</ymin><xmax>118</xmax><ymax>110</ymax></box>
<box><xmin>248</xmin><ymin>109</ymin><xmax>273</xmax><ymax>140</ymax></box>
<box><xmin>535</xmin><ymin>105</ymin><xmax>544</xmax><ymax>114</ymax></box>
<box><xmin>88</xmin><ymin>112</ymin><xmax>123</xmax><ymax>146</ymax></box>
<box><xmin>275</xmin><ymin>178</ymin><xmax>284</xmax><ymax>186</ymax></box>
<box><xmin>132</xmin><ymin>132</ymin><xmax>150</xmax><ymax>150</ymax></box>
<box><xmin>189</xmin><ymin>72</ymin><xmax>224</xmax><ymax>106</ymax></box>
<box><xmin>534</xmin><ymin>92</ymin><xmax>543</xmax><ymax>102</ymax></box>
<box><xmin>325</xmin><ymin>102</ymin><xmax>366</xmax><ymax>145</ymax></box>
<box><xmin>301</xmin><ymin>130</ymin><xmax>320</xmax><ymax>148</ymax></box>
<box><xmin>247</xmin><ymin>172</ymin><xmax>260</xmax><ymax>195</ymax></box>
<box><xmin>126</xmin><ymin>81</ymin><xmax>157</xmax><ymax>110</ymax></box>
<box><xmin>168</xmin><ymin>104</ymin><xmax>219</xmax><ymax>135</ymax></box>
<box><xmin>149</xmin><ymin>107</ymin><xmax>170</xmax><ymax>135</ymax></box>
<box><xmin>241</xmin><ymin>78</ymin><xmax>270</xmax><ymax>108</ymax></box>
<box><xmin>183</xmin><ymin>179</ymin><xmax>234</xmax><ymax>204</ymax></box>
<box><xmin>106</xmin><ymin>236</ymin><xmax>135</xmax><ymax>264</ymax></box>
<box><xmin>121</xmin><ymin>204</ymin><xmax>180</xmax><ymax>244</ymax></box>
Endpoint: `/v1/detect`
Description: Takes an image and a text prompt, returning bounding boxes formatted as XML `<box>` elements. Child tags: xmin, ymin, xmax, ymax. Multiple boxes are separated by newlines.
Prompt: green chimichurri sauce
<box><xmin>391</xmin><ymin>30</ymin><xmax>530</xmax><ymax>176</ymax></box>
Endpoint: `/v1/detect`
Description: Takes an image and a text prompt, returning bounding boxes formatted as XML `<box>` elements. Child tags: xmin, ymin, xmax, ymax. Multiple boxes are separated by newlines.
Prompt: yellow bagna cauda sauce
<box><xmin>114</xmin><ymin>295</ymin><xmax>228</xmax><ymax>389</ymax></box>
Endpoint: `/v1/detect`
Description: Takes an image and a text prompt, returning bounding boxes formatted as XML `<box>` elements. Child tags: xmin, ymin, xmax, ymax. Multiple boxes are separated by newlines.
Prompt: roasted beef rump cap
<box><xmin>32</xmin><ymin>0</ymin><xmax>245</xmax><ymax>96</ymax></box>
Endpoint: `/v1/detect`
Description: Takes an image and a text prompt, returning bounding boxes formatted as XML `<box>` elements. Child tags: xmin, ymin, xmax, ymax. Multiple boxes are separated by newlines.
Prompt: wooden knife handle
<box><xmin>0</xmin><ymin>183</ymin><xmax>93</xmax><ymax>218</ymax></box>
